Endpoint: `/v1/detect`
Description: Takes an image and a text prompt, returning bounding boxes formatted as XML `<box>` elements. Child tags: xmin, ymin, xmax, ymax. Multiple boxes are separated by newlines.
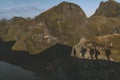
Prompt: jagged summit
<box><xmin>108</xmin><ymin>0</ymin><xmax>115</xmax><ymax>2</ymax></box>
<box><xmin>93</xmin><ymin>0</ymin><xmax>120</xmax><ymax>17</ymax></box>
<box><xmin>36</xmin><ymin>1</ymin><xmax>86</xmax><ymax>21</ymax></box>
<box><xmin>58</xmin><ymin>1</ymin><xmax>78</xmax><ymax>5</ymax></box>
<box><xmin>57</xmin><ymin>1</ymin><xmax>83</xmax><ymax>9</ymax></box>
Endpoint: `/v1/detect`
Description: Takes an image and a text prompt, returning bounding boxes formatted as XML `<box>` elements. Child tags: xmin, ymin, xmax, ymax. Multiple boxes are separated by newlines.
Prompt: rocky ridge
<box><xmin>0</xmin><ymin>0</ymin><xmax>120</xmax><ymax>55</ymax></box>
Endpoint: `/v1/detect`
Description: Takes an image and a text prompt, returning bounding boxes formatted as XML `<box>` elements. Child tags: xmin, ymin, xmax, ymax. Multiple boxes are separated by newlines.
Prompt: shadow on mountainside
<box><xmin>0</xmin><ymin>39</ymin><xmax>120</xmax><ymax>80</ymax></box>
<box><xmin>52</xmin><ymin>58</ymin><xmax>120</xmax><ymax>80</ymax></box>
<box><xmin>0</xmin><ymin>38</ymin><xmax>72</xmax><ymax>64</ymax></box>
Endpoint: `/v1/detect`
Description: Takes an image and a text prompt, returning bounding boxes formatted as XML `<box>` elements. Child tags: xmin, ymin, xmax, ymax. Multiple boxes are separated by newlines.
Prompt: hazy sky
<box><xmin>0</xmin><ymin>0</ymin><xmax>120</xmax><ymax>19</ymax></box>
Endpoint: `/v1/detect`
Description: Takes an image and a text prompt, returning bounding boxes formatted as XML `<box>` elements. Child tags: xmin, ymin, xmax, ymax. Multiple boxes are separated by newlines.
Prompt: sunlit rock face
<box><xmin>71</xmin><ymin>34</ymin><xmax>120</xmax><ymax>62</ymax></box>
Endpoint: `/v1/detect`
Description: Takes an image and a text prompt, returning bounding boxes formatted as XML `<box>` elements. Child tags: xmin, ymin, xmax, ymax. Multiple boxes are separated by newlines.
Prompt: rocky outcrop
<box><xmin>71</xmin><ymin>34</ymin><xmax>120</xmax><ymax>62</ymax></box>
<box><xmin>71</xmin><ymin>37</ymin><xmax>86</xmax><ymax>57</ymax></box>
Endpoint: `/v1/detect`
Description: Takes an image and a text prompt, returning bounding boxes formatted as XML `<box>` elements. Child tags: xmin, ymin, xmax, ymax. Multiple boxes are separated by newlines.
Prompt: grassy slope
<box><xmin>86</xmin><ymin>34</ymin><xmax>120</xmax><ymax>61</ymax></box>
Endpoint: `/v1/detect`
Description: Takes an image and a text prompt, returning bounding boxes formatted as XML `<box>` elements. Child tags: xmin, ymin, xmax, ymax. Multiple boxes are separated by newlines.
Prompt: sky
<box><xmin>0</xmin><ymin>0</ymin><xmax>120</xmax><ymax>19</ymax></box>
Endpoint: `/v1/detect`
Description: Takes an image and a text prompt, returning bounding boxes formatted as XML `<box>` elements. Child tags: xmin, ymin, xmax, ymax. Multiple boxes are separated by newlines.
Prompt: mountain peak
<box><xmin>58</xmin><ymin>1</ymin><xmax>71</xmax><ymax>4</ymax></box>
<box><xmin>108</xmin><ymin>0</ymin><xmax>115</xmax><ymax>2</ymax></box>
<box><xmin>93</xmin><ymin>0</ymin><xmax>120</xmax><ymax>17</ymax></box>
<box><xmin>58</xmin><ymin>1</ymin><xmax>79</xmax><ymax>6</ymax></box>
<box><xmin>56</xmin><ymin>1</ymin><xmax>86</xmax><ymax>14</ymax></box>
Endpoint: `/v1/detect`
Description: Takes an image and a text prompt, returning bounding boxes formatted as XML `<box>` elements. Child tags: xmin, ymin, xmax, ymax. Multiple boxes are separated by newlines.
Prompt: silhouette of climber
<box><xmin>73</xmin><ymin>48</ymin><xmax>77</xmax><ymax>57</ymax></box>
<box><xmin>105</xmin><ymin>48</ymin><xmax>111</xmax><ymax>61</ymax></box>
<box><xmin>94</xmin><ymin>48</ymin><xmax>100</xmax><ymax>60</ymax></box>
<box><xmin>80</xmin><ymin>47</ymin><xmax>87</xmax><ymax>59</ymax></box>
<box><xmin>89</xmin><ymin>47</ymin><xmax>94</xmax><ymax>59</ymax></box>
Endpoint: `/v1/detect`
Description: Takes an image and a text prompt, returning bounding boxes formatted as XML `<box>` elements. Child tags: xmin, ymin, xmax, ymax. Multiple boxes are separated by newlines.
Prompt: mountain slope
<box><xmin>86</xmin><ymin>0</ymin><xmax>120</xmax><ymax>36</ymax></box>
<box><xmin>86</xmin><ymin>16</ymin><xmax>120</xmax><ymax>36</ymax></box>
<box><xmin>1</xmin><ymin>1</ymin><xmax>120</xmax><ymax>54</ymax></box>
<box><xmin>86</xmin><ymin>34</ymin><xmax>120</xmax><ymax>61</ymax></box>
<box><xmin>0</xmin><ymin>17</ymin><xmax>31</xmax><ymax>41</ymax></box>
<box><xmin>12</xmin><ymin>2</ymin><xmax>88</xmax><ymax>53</ymax></box>
<box><xmin>93</xmin><ymin>0</ymin><xmax>120</xmax><ymax>17</ymax></box>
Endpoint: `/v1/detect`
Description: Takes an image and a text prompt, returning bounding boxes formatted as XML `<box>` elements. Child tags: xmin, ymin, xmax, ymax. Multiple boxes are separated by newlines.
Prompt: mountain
<box><xmin>85</xmin><ymin>16</ymin><xmax>120</xmax><ymax>36</ymax></box>
<box><xmin>93</xmin><ymin>0</ymin><xmax>120</xmax><ymax>17</ymax></box>
<box><xmin>11</xmin><ymin>2</ymin><xmax>88</xmax><ymax>53</ymax></box>
<box><xmin>0</xmin><ymin>17</ymin><xmax>30</xmax><ymax>41</ymax></box>
<box><xmin>0</xmin><ymin>1</ymin><xmax>120</xmax><ymax>80</ymax></box>
<box><xmin>86</xmin><ymin>0</ymin><xmax>120</xmax><ymax>36</ymax></box>
<box><xmin>0</xmin><ymin>1</ymin><xmax>120</xmax><ymax>54</ymax></box>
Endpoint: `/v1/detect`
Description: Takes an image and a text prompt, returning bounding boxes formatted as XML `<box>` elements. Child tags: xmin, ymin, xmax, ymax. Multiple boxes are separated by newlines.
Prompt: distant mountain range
<box><xmin>0</xmin><ymin>0</ymin><xmax>120</xmax><ymax>54</ymax></box>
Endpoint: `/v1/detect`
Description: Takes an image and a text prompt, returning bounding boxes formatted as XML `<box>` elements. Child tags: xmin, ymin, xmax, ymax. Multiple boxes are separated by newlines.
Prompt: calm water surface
<box><xmin>0</xmin><ymin>61</ymin><xmax>42</xmax><ymax>80</ymax></box>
